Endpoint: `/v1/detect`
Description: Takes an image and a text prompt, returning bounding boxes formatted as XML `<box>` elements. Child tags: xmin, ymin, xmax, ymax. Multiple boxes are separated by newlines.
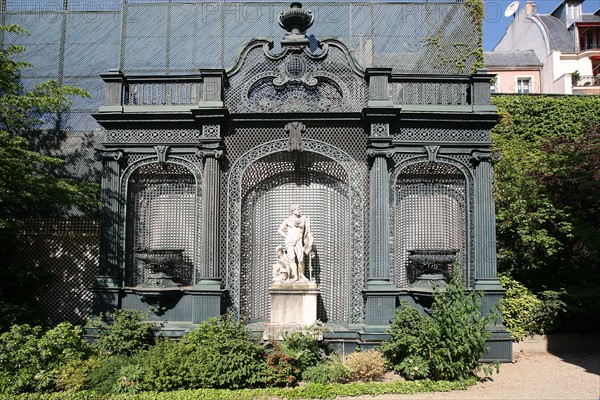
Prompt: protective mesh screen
<box><xmin>3</xmin><ymin>1</ymin><xmax>480</xmax><ymax>107</ymax></box>
<box><xmin>1</xmin><ymin>219</ymin><xmax>99</xmax><ymax>325</ymax></box>
<box><xmin>126</xmin><ymin>163</ymin><xmax>198</xmax><ymax>286</ymax></box>
<box><xmin>394</xmin><ymin>162</ymin><xmax>466</xmax><ymax>287</ymax></box>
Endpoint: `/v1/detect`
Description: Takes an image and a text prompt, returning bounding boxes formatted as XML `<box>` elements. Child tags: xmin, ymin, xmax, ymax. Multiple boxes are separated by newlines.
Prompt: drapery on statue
<box><xmin>277</xmin><ymin>204</ymin><xmax>314</xmax><ymax>282</ymax></box>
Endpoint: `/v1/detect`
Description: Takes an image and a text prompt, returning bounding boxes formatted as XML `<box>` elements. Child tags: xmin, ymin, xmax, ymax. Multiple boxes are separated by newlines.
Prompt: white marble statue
<box><xmin>277</xmin><ymin>204</ymin><xmax>314</xmax><ymax>282</ymax></box>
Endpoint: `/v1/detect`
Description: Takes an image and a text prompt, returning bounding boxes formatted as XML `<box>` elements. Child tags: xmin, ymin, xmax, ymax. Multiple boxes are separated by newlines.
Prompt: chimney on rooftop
<box><xmin>526</xmin><ymin>0</ymin><xmax>537</xmax><ymax>15</ymax></box>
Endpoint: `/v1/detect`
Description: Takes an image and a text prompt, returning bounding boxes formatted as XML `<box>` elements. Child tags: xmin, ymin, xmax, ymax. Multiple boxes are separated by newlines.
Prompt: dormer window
<box><xmin>566</xmin><ymin>2</ymin><xmax>582</xmax><ymax>24</ymax></box>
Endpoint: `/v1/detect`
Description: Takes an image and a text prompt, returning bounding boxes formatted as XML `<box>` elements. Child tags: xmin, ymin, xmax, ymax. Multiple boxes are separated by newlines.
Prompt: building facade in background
<box><xmin>489</xmin><ymin>0</ymin><xmax>600</xmax><ymax>94</ymax></box>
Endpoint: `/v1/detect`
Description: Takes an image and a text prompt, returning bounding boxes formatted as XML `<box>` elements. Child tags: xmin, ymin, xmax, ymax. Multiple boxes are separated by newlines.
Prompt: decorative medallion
<box><xmin>285</xmin><ymin>55</ymin><xmax>307</xmax><ymax>79</ymax></box>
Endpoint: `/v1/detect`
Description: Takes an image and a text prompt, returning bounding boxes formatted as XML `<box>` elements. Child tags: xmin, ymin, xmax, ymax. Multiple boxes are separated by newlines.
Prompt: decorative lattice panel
<box><xmin>393</xmin><ymin>162</ymin><xmax>467</xmax><ymax>287</ymax></box>
<box><xmin>103</xmin><ymin>128</ymin><xmax>203</xmax><ymax>144</ymax></box>
<box><xmin>126</xmin><ymin>163</ymin><xmax>199</xmax><ymax>286</ymax></box>
<box><xmin>394</xmin><ymin>128</ymin><xmax>491</xmax><ymax>143</ymax></box>
<box><xmin>8</xmin><ymin>219</ymin><xmax>99</xmax><ymax>325</ymax></box>
<box><xmin>390</xmin><ymin>81</ymin><xmax>469</xmax><ymax>106</ymax></box>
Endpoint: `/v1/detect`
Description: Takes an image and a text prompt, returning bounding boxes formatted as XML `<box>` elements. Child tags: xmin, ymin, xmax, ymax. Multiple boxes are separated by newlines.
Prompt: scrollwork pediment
<box><xmin>242</xmin><ymin>56</ymin><xmax>349</xmax><ymax>113</ymax></box>
<box><xmin>226</xmin><ymin>38</ymin><xmax>366</xmax><ymax>113</ymax></box>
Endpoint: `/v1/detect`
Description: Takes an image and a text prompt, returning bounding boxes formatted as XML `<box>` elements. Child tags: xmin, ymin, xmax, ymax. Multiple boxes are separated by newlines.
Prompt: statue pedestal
<box><xmin>264</xmin><ymin>281</ymin><xmax>319</xmax><ymax>340</ymax></box>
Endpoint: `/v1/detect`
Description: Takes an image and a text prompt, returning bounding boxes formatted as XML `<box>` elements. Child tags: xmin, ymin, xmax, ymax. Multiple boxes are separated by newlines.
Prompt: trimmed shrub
<box><xmin>302</xmin><ymin>355</ymin><xmax>348</xmax><ymax>384</ymax></box>
<box><xmin>343</xmin><ymin>349</ymin><xmax>386</xmax><ymax>382</ymax></box>
<box><xmin>140</xmin><ymin>315</ymin><xmax>266</xmax><ymax>391</ymax></box>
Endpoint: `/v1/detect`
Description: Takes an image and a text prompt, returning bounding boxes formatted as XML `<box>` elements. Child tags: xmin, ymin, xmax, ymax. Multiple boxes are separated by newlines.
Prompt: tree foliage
<box><xmin>0</xmin><ymin>24</ymin><xmax>97</xmax><ymax>226</ymax></box>
<box><xmin>492</xmin><ymin>95</ymin><xmax>600</xmax><ymax>332</ymax></box>
<box><xmin>0</xmin><ymin>24</ymin><xmax>98</xmax><ymax>329</ymax></box>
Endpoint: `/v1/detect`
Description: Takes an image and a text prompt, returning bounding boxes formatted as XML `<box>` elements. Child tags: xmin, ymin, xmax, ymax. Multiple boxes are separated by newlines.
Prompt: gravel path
<box><xmin>337</xmin><ymin>351</ymin><xmax>600</xmax><ymax>400</ymax></box>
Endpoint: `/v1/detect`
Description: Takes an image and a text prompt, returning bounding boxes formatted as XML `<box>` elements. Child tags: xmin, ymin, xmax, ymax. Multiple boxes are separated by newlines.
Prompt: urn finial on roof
<box><xmin>279</xmin><ymin>2</ymin><xmax>314</xmax><ymax>48</ymax></box>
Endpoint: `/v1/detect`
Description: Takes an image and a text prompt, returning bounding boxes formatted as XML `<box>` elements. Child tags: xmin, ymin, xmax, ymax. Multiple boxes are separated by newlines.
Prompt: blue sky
<box><xmin>483</xmin><ymin>0</ymin><xmax>600</xmax><ymax>50</ymax></box>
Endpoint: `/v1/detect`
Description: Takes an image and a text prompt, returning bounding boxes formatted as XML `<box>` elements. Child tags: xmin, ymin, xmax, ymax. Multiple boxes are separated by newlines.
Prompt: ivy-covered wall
<box><xmin>492</xmin><ymin>94</ymin><xmax>600</xmax><ymax>334</ymax></box>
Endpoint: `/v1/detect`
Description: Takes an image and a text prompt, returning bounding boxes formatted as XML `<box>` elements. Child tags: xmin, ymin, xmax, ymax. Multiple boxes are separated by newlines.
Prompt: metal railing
<box><xmin>390</xmin><ymin>72</ymin><xmax>494</xmax><ymax>107</ymax></box>
<box><xmin>573</xmin><ymin>75</ymin><xmax>600</xmax><ymax>87</ymax></box>
<box><xmin>124</xmin><ymin>79</ymin><xmax>203</xmax><ymax>106</ymax></box>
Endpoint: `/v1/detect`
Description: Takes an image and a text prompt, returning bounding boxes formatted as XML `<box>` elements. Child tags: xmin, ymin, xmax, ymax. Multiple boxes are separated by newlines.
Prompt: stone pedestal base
<box><xmin>264</xmin><ymin>281</ymin><xmax>319</xmax><ymax>340</ymax></box>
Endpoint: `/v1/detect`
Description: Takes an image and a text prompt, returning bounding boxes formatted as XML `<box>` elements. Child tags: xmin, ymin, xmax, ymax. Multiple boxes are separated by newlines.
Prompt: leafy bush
<box><xmin>88</xmin><ymin>309</ymin><xmax>159</xmax><ymax>357</ymax></box>
<box><xmin>262</xmin><ymin>323</ymin><xmax>327</xmax><ymax>387</ymax></box>
<box><xmin>140</xmin><ymin>340</ymin><xmax>189</xmax><ymax>392</ymax></box>
<box><xmin>262</xmin><ymin>340</ymin><xmax>302</xmax><ymax>387</ymax></box>
<box><xmin>280</xmin><ymin>327</ymin><xmax>325</xmax><ymax>373</ymax></box>
<box><xmin>395</xmin><ymin>355</ymin><xmax>430</xmax><ymax>381</ymax></box>
<box><xmin>302</xmin><ymin>355</ymin><xmax>348</xmax><ymax>384</ymax></box>
<box><xmin>140</xmin><ymin>315</ymin><xmax>266</xmax><ymax>391</ymax></box>
<box><xmin>380</xmin><ymin>303</ymin><xmax>435</xmax><ymax>369</ymax></box>
<box><xmin>56</xmin><ymin>357</ymin><xmax>101</xmax><ymax>392</ymax></box>
<box><xmin>382</xmin><ymin>270</ymin><xmax>499</xmax><ymax>381</ymax></box>
<box><xmin>499</xmin><ymin>273</ymin><xmax>545</xmax><ymax>340</ymax></box>
<box><xmin>85</xmin><ymin>355</ymin><xmax>138</xmax><ymax>394</ymax></box>
<box><xmin>0</xmin><ymin>323</ymin><xmax>92</xmax><ymax>394</ymax></box>
<box><xmin>114</xmin><ymin>362</ymin><xmax>146</xmax><ymax>394</ymax></box>
<box><xmin>343</xmin><ymin>349</ymin><xmax>386</xmax><ymax>382</ymax></box>
<box><xmin>499</xmin><ymin>274</ymin><xmax>568</xmax><ymax>340</ymax></box>
<box><xmin>184</xmin><ymin>315</ymin><xmax>266</xmax><ymax>389</ymax></box>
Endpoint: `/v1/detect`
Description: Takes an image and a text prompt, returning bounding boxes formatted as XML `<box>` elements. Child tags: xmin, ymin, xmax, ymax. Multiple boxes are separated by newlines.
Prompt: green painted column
<box><xmin>471</xmin><ymin>151</ymin><xmax>502</xmax><ymax>290</ymax></box>
<box><xmin>92</xmin><ymin>149</ymin><xmax>124</xmax><ymax>314</ymax></box>
<box><xmin>368</xmin><ymin>148</ymin><xmax>391</xmax><ymax>280</ymax></box>
<box><xmin>198</xmin><ymin>147</ymin><xmax>223</xmax><ymax>279</ymax></box>
<box><xmin>94</xmin><ymin>149</ymin><xmax>124</xmax><ymax>281</ymax></box>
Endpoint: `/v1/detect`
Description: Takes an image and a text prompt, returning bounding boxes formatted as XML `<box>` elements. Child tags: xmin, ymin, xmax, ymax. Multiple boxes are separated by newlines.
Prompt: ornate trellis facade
<box><xmin>88</xmin><ymin>2</ymin><xmax>511</xmax><ymax>360</ymax></box>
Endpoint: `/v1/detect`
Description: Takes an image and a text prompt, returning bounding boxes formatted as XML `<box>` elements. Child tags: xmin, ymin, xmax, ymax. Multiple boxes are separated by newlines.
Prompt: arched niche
<box><xmin>124</xmin><ymin>161</ymin><xmax>200</xmax><ymax>287</ymax></box>
<box><xmin>391</xmin><ymin>160</ymin><xmax>472</xmax><ymax>287</ymax></box>
<box><xmin>226</xmin><ymin>139</ymin><xmax>365</xmax><ymax>324</ymax></box>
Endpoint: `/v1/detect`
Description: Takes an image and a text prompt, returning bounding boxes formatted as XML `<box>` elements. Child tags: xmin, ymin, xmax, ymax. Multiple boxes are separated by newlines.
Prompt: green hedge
<box><xmin>4</xmin><ymin>379</ymin><xmax>475</xmax><ymax>400</ymax></box>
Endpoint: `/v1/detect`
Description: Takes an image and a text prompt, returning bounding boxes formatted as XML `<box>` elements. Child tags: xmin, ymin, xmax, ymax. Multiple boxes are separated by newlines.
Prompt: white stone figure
<box><xmin>278</xmin><ymin>204</ymin><xmax>314</xmax><ymax>282</ymax></box>
<box><xmin>272</xmin><ymin>245</ymin><xmax>288</xmax><ymax>282</ymax></box>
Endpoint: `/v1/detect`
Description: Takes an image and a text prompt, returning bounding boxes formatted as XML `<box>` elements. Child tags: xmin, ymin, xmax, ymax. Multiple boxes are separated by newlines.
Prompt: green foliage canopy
<box><xmin>0</xmin><ymin>24</ymin><xmax>98</xmax><ymax>329</ymax></box>
<box><xmin>0</xmin><ymin>24</ymin><xmax>97</xmax><ymax>226</ymax></box>
<box><xmin>492</xmin><ymin>95</ymin><xmax>600</xmax><ymax>332</ymax></box>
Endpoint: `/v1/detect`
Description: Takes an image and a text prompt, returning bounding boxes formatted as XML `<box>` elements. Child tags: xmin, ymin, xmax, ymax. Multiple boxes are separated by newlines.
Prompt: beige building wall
<box><xmin>490</xmin><ymin>69</ymin><xmax>542</xmax><ymax>93</ymax></box>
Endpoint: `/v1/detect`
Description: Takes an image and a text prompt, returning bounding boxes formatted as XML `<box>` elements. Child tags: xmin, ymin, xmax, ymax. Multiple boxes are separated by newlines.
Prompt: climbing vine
<box><xmin>465</xmin><ymin>0</ymin><xmax>485</xmax><ymax>71</ymax></box>
<box><xmin>421</xmin><ymin>0</ymin><xmax>484</xmax><ymax>73</ymax></box>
